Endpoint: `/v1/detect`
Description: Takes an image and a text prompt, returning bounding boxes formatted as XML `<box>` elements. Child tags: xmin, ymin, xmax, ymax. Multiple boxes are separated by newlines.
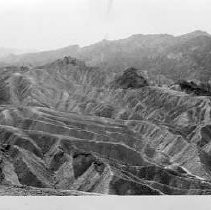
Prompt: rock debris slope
<box><xmin>1</xmin><ymin>56</ymin><xmax>211</xmax><ymax>195</ymax></box>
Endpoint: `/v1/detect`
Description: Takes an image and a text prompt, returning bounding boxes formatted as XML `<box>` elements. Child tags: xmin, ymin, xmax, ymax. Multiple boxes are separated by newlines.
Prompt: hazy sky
<box><xmin>0</xmin><ymin>0</ymin><xmax>211</xmax><ymax>50</ymax></box>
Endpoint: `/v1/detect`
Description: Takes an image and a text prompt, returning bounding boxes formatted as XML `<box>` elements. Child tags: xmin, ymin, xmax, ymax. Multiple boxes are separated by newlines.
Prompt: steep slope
<box><xmin>1</xmin><ymin>57</ymin><xmax>211</xmax><ymax>195</ymax></box>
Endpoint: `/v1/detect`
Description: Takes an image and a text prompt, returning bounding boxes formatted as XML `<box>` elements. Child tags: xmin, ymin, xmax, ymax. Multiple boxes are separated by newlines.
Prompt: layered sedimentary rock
<box><xmin>1</xmin><ymin>57</ymin><xmax>211</xmax><ymax>195</ymax></box>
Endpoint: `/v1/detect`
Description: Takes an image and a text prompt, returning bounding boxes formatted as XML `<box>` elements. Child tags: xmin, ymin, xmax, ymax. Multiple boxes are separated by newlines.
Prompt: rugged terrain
<box><xmin>1</xmin><ymin>31</ymin><xmax>211</xmax><ymax>195</ymax></box>
<box><xmin>0</xmin><ymin>53</ymin><xmax>211</xmax><ymax>195</ymax></box>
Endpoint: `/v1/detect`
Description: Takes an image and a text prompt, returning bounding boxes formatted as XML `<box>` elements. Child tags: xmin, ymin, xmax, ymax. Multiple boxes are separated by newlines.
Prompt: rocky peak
<box><xmin>111</xmin><ymin>67</ymin><xmax>149</xmax><ymax>89</ymax></box>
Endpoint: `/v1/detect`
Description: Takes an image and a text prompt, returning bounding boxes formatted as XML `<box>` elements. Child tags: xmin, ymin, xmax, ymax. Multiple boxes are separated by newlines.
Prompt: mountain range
<box><xmin>1</xmin><ymin>30</ymin><xmax>211</xmax><ymax>82</ymax></box>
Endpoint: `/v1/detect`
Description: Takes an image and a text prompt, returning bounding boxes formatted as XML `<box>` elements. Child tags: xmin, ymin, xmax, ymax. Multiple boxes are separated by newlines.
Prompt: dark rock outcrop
<box><xmin>177</xmin><ymin>80</ymin><xmax>211</xmax><ymax>96</ymax></box>
<box><xmin>111</xmin><ymin>67</ymin><xmax>148</xmax><ymax>89</ymax></box>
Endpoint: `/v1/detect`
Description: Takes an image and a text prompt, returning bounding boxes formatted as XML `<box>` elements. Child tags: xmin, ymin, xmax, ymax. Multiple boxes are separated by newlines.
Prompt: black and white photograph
<box><xmin>0</xmin><ymin>0</ymin><xmax>211</xmax><ymax>208</ymax></box>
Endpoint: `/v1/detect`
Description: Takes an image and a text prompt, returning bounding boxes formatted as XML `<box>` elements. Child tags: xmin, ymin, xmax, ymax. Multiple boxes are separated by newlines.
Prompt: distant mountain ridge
<box><xmin>0</xmin><ymin>45</ymin><xmax>79</xmax><ymax>67</ymax></box>
<box><xmin>1</xmin><ymin>30</ymin><xmax>211</xmax><ymax>82</ymax></box>
<box><xmin>0</xmin><ymin>47</ymin><xmax>37</xmax><ymax>58</ymax></box>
